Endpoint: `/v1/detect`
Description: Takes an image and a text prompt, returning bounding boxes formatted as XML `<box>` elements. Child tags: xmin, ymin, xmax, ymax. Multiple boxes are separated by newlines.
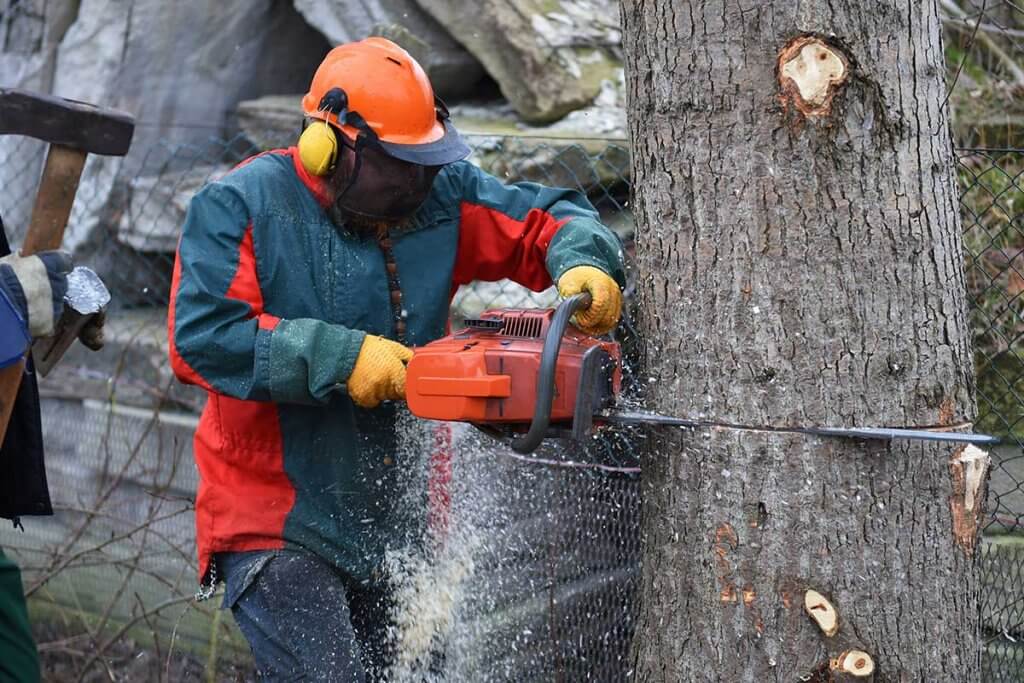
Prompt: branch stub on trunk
<box><xmin>803</xmin><ymin>589</ymin><xmax>839</xmax><ymax>637</ymax></box>
<box><xmin>777</xmin><ymin>36</ymin><xmax>849</xmax><ymax>117</ymax></box>
<box><xmin>830</xmin><ymin>649</ymin><xmax>875</xmax><ymax>677</ymax></box>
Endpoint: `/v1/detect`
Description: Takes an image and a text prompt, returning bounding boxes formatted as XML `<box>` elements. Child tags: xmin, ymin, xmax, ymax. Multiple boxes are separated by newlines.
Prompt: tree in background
<box><xmin>622</xmin><ymin>1</ymin><xmax>985</xmax><ymax>680</ymax></box>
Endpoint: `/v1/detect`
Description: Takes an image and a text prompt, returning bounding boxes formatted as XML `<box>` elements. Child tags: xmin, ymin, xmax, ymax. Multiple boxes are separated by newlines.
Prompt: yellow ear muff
<box><xmin>298</xmin><ymin>120</ymin><xmax>338</xmax><ymax>176</ymax></box>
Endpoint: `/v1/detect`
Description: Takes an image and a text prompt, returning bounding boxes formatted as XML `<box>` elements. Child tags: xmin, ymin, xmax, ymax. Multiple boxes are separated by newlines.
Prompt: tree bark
<box><xmin>621</xmin><ymin>1</ymin><xmax>983</xmax><ymax>681</ymax></box>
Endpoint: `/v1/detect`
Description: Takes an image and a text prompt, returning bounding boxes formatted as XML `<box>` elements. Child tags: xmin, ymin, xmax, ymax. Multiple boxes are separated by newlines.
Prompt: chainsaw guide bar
<box><xmin>598</xmin><ymin>410</ymin><xmax>999</xmax><ymax>446</ymax></box>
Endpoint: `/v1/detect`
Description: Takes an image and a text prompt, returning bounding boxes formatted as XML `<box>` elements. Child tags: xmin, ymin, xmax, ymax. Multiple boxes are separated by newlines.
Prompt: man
<box><xmin>169</xmin><ymin>37</ymin><xmax>625</xmax><ymax>681</ymax></box>
<box><xmin>0</xmin><ymin>220</ymin><xmax>73</xmax><ymax>683</ymax></box>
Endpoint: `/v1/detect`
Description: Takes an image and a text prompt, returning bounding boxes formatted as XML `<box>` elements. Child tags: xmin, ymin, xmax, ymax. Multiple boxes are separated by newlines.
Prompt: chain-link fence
<box><xmin>0</xmin><ymin>128</ymin><xmax>1021</xmax><ymax>680</ymax></box>
<box><xmin>960</xmin><ymin>148</ymin><xmax>1024</xmax><ymax>682</ymax></box>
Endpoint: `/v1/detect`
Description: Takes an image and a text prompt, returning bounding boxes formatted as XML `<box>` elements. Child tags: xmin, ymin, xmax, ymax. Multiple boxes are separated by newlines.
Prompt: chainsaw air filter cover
<box><xmin>406</xmin><ymin>307</ymin><xmax>621</xmax><ymax>425</ymax></box>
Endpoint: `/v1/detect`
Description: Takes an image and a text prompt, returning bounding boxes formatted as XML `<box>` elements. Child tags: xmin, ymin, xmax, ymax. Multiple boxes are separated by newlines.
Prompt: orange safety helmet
<box><xmin>301</xmin><ymin>37</ymin><xmax>469</xmax><ymax>167</ymax></box>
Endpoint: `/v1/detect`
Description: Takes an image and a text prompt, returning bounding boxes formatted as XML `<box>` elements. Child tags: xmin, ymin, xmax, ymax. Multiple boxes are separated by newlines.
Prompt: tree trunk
<box><xmin>622</xmin><ymin>1</ymin><xmax>984</xmax><ymax>681</ymax></box>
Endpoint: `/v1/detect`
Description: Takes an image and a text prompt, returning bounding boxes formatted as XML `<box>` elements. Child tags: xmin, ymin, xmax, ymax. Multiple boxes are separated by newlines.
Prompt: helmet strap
<box><xmin>434</xmin><ymin>95</ymin><xmax>451</xmax><ymax>122</ymax></box>
<box><xmin>333</xmin><ymin>137</ymin><xmax>361</xmax><ymax>203</ymax></box>
<box><xmin>332</xmin><ymin>111</ymin><xmax>382</xmax><ymax>203</ymax></box>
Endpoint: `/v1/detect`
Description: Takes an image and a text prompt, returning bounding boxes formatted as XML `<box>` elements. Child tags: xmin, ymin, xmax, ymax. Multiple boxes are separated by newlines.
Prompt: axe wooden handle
<box><xmin>23</xmin><ymin>145</ymin><xmax>88</xmax><ymax>254</ymax></box>
<box><xmin>0</xmin><ymin>144</ymin><xmax>88</xmax><ymax>440</ymax></box>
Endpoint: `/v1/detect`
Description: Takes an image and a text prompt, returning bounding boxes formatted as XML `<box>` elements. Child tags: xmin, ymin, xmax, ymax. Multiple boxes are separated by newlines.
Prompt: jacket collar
<box><xmin>289</xmin><ymin>146</ymin><xmax>333</xmax><ymax>208</ymax></box>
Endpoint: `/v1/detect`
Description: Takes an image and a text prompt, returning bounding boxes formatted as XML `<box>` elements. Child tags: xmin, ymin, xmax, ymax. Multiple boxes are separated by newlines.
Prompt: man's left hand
<box><xmin>557</xmin><ymin>265</ymin><xmax>623</xmax><ymax>336</ymax></box>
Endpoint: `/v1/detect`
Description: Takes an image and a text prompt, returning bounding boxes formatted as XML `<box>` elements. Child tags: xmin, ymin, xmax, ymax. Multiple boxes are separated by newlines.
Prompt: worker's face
<box><xmin>329</xmin><ymin>140</ymin><xmax>441</xmax><ymax>228</ymax></box>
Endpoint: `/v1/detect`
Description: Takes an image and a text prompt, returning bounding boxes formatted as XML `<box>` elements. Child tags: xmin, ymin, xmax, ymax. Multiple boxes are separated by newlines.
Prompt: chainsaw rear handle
<box><xmin>510</xmin><ymin>292</ymin><xmax>592</xmax><ymax>454</ymax></box>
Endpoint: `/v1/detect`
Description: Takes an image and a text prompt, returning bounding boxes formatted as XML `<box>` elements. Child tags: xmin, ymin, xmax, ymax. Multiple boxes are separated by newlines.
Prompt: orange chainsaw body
<box><xmin>406</xmin><ymin>307</ymin><xmax>621</xmax><ymax>426</ymax></box>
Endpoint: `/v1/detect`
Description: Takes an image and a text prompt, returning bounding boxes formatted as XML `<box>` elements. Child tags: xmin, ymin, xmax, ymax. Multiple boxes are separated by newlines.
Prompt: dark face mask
<box><xmin>330</xmin><ymin>140</ymin><xmax>441</xmax><ymax>225</ymax></box>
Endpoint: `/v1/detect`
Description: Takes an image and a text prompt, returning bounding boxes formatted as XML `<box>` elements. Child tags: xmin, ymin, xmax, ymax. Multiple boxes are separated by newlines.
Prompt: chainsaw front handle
<box><xmin>510</xmin><ymin>292</ymin><xmax>592</xmax><ymax>454</ymax></box>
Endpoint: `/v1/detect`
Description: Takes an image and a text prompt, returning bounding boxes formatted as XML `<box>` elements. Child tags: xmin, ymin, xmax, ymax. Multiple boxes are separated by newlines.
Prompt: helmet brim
<box><xmin>378</xmin><ymin>119</ymin><xmax>471</xmax><ymax>167</ymax></box>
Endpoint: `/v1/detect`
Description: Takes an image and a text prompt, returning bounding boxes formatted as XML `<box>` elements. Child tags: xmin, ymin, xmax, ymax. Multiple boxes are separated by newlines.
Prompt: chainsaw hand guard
<box><xmin>510</xmin><ymin>293</ymin><xmax>590</xmax><ymax>453</ymax></box>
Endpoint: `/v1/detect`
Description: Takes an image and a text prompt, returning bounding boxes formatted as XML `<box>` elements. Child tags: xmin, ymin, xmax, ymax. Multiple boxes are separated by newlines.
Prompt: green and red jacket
<box><xmin>169</xmin><ymin>147</ymin><xmax>625</xmax><ymax>582</ymax></box>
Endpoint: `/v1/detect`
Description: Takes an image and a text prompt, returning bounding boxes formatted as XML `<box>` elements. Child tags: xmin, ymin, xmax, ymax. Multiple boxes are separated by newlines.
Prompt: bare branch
<box><xmin>941</xmin><ymin>0</ymin><xmax>1024</xmax><ymax>87</ymax></box>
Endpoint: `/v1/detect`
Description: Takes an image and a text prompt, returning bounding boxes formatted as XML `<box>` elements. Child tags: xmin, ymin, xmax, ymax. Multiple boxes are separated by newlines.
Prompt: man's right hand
<box><xmin>0</xmin><ymin>250</ymin><xmax>72</xmax><ymax>338</ymax></box>
<box><xmin>346</xmin><ymin>335</ymin><xmax>413</xmax><ymax>408</ymax></box>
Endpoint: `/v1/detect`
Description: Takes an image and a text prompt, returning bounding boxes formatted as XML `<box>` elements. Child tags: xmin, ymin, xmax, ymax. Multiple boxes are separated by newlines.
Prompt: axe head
<box><xmin>32</xmin><ymin>267</ymin><xmax>111</xmax><ymax>377</ymax></box>
<box><xmin>0</xmin><ymin>88</ymin><xmax>134</xmax><ymax>156</ymax></box>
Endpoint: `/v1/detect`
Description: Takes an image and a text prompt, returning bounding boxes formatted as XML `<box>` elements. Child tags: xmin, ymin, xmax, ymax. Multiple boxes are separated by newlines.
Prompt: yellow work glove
<box><xmin>556</xmin><ymin>265</ymin><xmax>623</xmax><ymax>336</ymax></box>
<box><xmin>346</xmin><ymin>335</ymin><xmax>413</xmax><ymax>408</ymax></box>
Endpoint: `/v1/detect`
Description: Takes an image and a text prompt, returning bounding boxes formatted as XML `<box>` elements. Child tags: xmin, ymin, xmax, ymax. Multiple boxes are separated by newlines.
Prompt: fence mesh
<box><xmin>0</xmin><ymin>130</ymin><xmax>1021</xmax><ymax>680</ymax></box>
<box><xmin>959</xmin><ymin>148</ymin><xmax>1024</xmax><ymax>681</ymax></box>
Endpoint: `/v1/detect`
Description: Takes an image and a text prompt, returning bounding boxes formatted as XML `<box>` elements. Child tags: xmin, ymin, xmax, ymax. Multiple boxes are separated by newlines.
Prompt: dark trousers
<box><xmin>217</xmin><ymin>549</ymin><xmax>393</xmax><ymax>682</ymax></box>
<box><xmin>0</xmin><ymin>546</ymin><xmax>39</xmax><ymax>683</ymax></box>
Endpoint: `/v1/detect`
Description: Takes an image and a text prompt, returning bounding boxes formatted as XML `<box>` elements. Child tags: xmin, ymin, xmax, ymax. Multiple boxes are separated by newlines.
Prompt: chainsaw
<box><xmin>405</xmin><ymin>294</ymin><xmax>999</xmax><ymax>454</ymax></box>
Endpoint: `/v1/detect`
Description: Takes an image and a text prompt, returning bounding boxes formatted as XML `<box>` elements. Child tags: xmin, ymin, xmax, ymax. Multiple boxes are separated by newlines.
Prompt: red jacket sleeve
<box><xmin>443</xmin><ymin>162</ymin><xmax>624</xmax><ymax>292</ymax></box>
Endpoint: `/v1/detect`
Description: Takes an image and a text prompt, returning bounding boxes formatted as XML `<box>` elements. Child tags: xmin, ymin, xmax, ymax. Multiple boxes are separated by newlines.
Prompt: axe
<box><xmin>0</xmin><ymin>89</ymin><xmax>134</xmax><ymax>442</ymax></box>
